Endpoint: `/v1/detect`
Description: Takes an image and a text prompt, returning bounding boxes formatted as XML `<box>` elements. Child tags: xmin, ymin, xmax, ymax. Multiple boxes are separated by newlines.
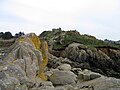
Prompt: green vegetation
<box><xmin>15</xmin><ymin>32</ymin><xmax>24</xmax><ymax>38</ymax></box>
<box><xmin>0</xmin><ymin>31</ymin><xmax>25</xmax><ymax>39</ymax></box>
<box><xmin>0</xmin><ymin>32</ymin><xmax>13</xmax><ymax>39</ymax></box>
<box><xmin>64</xmin><ymin>34</ymin><xmax>107</xmax><ymax>46</ymax></box>
<box><xmin>39</xmin><ymin>28</ymin><xmax>120</xmax><ymax>50</ymax></box>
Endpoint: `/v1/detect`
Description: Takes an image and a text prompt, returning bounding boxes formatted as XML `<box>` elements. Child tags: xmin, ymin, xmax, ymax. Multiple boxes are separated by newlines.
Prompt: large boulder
<box><xmin>3</xmin><ymin>33</ymin><xmax>42</xmax><ymax>82</ymax></box>
<box><xmin>57</xmin><ymin>64</ymin><xmax>71</xmax><ymax>71</ymax></box>
<box><xmin>48</xmin><ymin>69</ymin><xmax>77</xmax><ymax>85</ymax></box>
<box><xmin>76</xmin><ymin>76</ymin><xmax>120</xmax><ymax>90</ymax></box>
<box><xmin>0</xmin><ymin>33</ymin><xmax>48</xmax><ymax>89</ymax></box>
<box><xmin>77</xmin><ymin>69</ymin><xmax>101</xmax><ymax>81</ymax></box>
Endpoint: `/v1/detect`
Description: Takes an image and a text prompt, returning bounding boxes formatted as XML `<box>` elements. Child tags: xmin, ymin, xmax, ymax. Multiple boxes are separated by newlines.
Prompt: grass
<box><xmin>39</xmin><ymin>30</ymin><xmax>120</xmax><ymax>50</ymax></box>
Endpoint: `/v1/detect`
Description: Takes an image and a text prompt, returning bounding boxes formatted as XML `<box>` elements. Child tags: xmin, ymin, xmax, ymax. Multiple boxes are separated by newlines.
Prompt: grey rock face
<box><xmin>0</xmin><ymin>71</ymin><xmax>20</xmax><ymax>90</ymax></box>
<box><xmin>4</xmin><ymin>41</ymin><xmax>40</xmax><ymax>80</ymax></box>
<box><xmin>47</xmin><ymin>53</ymin><xmax>73</xmax><ymax>69</ymax></box>
<box><xmin>77</xmin><ymin>69</ymin><xmax>101</xmax><ymax>81</ymax></box>
<box><xmin>49</xmin><ymin>70</ymin><xmax>77</xmax><ymax>85</ymax></box>
<box><xmin>62</xmin><ymin>43</ymin><xmax>118</xmax><ymax>77</ymax></box>
<box><xmin>4</xmin><ymin>64</ymin><xmax>28</xmax><ymax>84</ymax></box>
<box><xmin>76</xmin><ymin>76</ymin><xmax>120</xmax><ymax>90</ymax></box>
<box><xmin>37</xmin><ymin>81</ymin><xmax>55</xmax><ymax>90</ymax></box>
<box><xmin>57</xmin><ymin>64</ymin><xmax>71</xmax><ymax>71</ymax></box>
<box><xmin>0</xmin><ymin>33</ymin><xmax>43</xmax><ymax>89</ymax></box>
<box><xmin>54</xmin><ymin>86</ymin><xmax>66</xmax><ymax>90</ymax></box>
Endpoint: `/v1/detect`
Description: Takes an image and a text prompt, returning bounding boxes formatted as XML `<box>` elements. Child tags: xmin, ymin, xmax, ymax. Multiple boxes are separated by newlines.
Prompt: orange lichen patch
<box><xmin>37</xmin><ymin>41</ymin><xmax>48</xmax><ymax>80</ymax></box>
<box><xmin>36</xmin><ymin>67</ymin><xmax>47</xmax><ymax>80</ymax></box>
<box><xmin>29</xmin><ymin>34</ymin><xmax>48</xmax><ymax>80</ymax></box>
<box><xmin>17</xmin><ymin>33</ymin><xmax>41</xmax><ymax>50</ymax></box>
<box><xmin>16</xmin><ymin>33</ymin><xmax>48</xmax><ymax>80</ymax></box>
<box><xmin>41</xmin><ymin>41</ymin><xmax>48</xmax><ymax>68</ymax></box>
<box><xmin>29</xmin><ymin>33</ymin><xmax>41</xmax><ymax>50</ymax></box>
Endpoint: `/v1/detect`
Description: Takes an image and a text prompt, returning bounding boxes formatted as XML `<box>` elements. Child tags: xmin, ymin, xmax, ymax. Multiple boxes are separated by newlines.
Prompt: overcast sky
<box><xmin>0</xmin><ymin>0</ymin><xmax>120</xmax><ymax>40</ymax></box>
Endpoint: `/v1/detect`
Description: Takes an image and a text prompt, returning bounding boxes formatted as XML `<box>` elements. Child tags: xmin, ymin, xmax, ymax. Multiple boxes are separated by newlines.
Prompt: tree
<box><xmin>15</xmin><ymin>32</ymin><xmax>24</xmax><ymax>38</ymax></box>
<box><xmin>2</xmin><ymin>32</ymin><xmax>13</xmax><ymax>39</ymax></box>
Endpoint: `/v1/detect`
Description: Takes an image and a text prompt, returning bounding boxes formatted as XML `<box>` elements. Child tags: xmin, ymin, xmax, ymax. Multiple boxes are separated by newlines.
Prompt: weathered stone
<box><xmin>45</xmin><ymin>71</ymin><xmax>53</xmax><ymax>78</ymax></box>
<box><xmin>4</xmin><ymin>64</ymin><xmax>29</xmax><ymax>84</ymax></box>
<box><xmin>31</xmin><ymin>87</ymin><xmax>54</xmax><ymax>90</ymax></box>
<box><xmin>77</xmin><ymin>69</ymin><xmax>101</xmax><ymax>81</ymax></box>
<box><xmin>57</xmin><ymin>64</ymin><xmax>71</xmax><ymax>71</ymax></box>
<box><xmin>90</xmin><ymin>74</ymin><xmax>101</xmax><ymax>80</ymax></box>
<box><xmin>55</xmin><ymin>86</ymin><xmax>65</xmax><ymax>90</ymax></box>
<box><xmin>49</xmin><ymin>70</ymin><xmax>77</xmax><ymax>85</ymax></box>
<box><xmin>83</xmin><ymin>69</ymin><xmax>90</xmax><ymax>74</ymax></box>
<box><xmin>83</xmin><ymin>69</ymin><xmax>101</xmax><ymax>80</ymax></box>
<box><xmin>83</xmin><ymin>74</ymin><xmax>90</xmax><ymax>81</ymax></box>
<box><xmin>3</xmin><ymin>39</ymin><xmax>40</xmax><ymax>82</ymax></box>
<box><xmin>15</xmin><ymin>84</ymin><xmax>28</xmax><ymax>90</ymax></box>
<box><xmin>61</xmin><ymin>58</ymin><xmax>73</xmax><ymax>65</ymax></box>
<box><xmin>0</xmin><ymin>33</ymin><xmax>49</xmax><ymax>89</ymax></box>
<box><xmin>72</xmin><ymin>68</ymin><xmax>82</xmax><ymax>75</ymax></box>
<box><xmin>76</xmin><ymin>76</ymin><xmax>120</xmax><ymax>90</ymax></box>
<box><xmin>77</xmin><ymin>71</ymin><xmax>84</xmax><ymax>80</ymax></box>
<box><xmin>0</xmin><ymin>71</ymin><xmax>20</xmax><ymax>90</ymax></box>
<box><xmin>40</xmin><ymin>81</ymin><xmax>54</xmax><ymax>87</ymax></box>
<box><xmin>38</xmin><ymin>81</ymin><xmax>54</xmax><ymax>90</ymax></box>
<box><xmin>64</xmin><ymin>85</ymin><xmax>74</xmax><ymax>90</ymax></box>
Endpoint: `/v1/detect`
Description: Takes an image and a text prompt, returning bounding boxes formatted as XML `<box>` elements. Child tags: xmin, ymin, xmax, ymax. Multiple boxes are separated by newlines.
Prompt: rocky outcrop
<box><xmin>39</xmin><ymin>29</ymin><xmax>120</xmax><ymax>78</ymax></box>
<box><xmin>0</xmin><ymin>38</ymin><xmax>15</xmax><ymax>48</ymax></box>
<box><xmin>47</xmin><ymin>53</ymin><xmax>74</xmax><ymax>69</ymax></box>
<box><xmin>0</xmin><ymin>31</ymin><xmax>120</xmax><ymax>90</ymax></box>
<box><xmin>48</xmin><ymin>42</ymin><xmax>120</xmax><ymax>78</ymax></box>
<box><xmin>76</xmin><ymin>76</ymin><xmax>120</xmax><ymax>90</ymax></box>
<box><xmin>0</xmin><ymin>33</ymin><xmax>48</xmax><ymax>90</ymax></box>
<box><xmin>60</xmin><ymin>43</ymin><xmax>118</xmax><ymax>77</ymax></box>
<box><xmin>45</xmin><ymin>62</ymin><xmax>120</xmax><ymax>90</ymax></box>
<box><xmin>96</xmin><ymin>46</ymin><xmax>120</xmax><ymax>59</ymax></box>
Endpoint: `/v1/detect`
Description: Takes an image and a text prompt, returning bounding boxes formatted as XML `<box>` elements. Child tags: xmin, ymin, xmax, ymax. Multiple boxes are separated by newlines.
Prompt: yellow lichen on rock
<box><xmin>28</xmin><ymin>33</ymin><xmax>48</xmax><ymax>80</ymax></box>
<box><xmin>16</xmin><ymin>33</ymin><xmax>48</xmax><ymax>80</ymax></box>
<box><xmin>17</xmin><ymin>33</ymin><xmax>41</xmax><ymax>50</ymax></box>
<box><xmin>29</xmin><ymin>33</ymin><xmax>41</xmax><ymax>50</ymax></box>
<box><xmin>37</xmin><ymin>41</ymin><xmax>48</xmax><ymax>80</ymax></box>
<box><xmin>41</xmin><ymin>41</ymin><xmax>48</xmax><ymax>69</ymax></box>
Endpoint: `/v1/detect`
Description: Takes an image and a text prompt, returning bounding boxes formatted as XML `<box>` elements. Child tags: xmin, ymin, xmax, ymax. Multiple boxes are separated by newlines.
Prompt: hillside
<box><xmin>39</xmin><ymin>28</ymin><xmax>120</xmax><ymax>78</ymax></box>
<box><xmin>39</xmin><ymin>28</ymin><xmax>120</xmax><ymax>50</ymax></box>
